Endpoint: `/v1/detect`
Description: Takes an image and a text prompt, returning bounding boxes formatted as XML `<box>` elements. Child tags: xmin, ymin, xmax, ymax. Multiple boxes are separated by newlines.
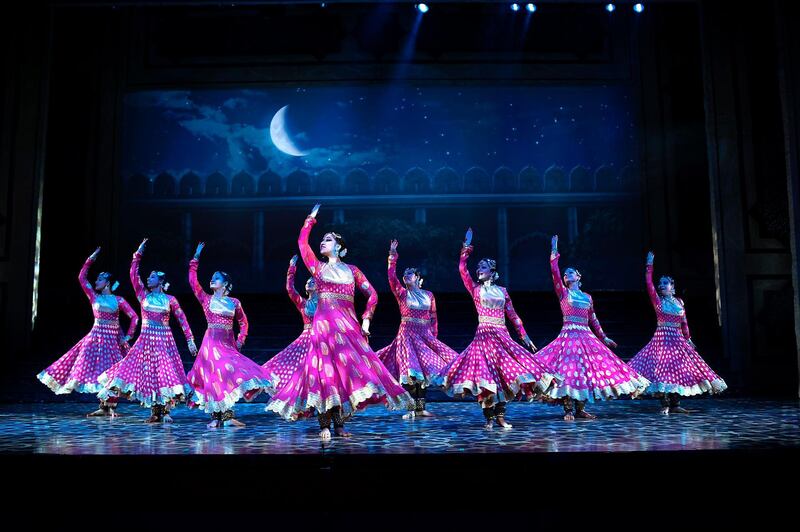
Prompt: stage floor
<box><xmin>1</xmin><ymin>398</ymin><xmax>798</xmax><ymax>455</ymax></box>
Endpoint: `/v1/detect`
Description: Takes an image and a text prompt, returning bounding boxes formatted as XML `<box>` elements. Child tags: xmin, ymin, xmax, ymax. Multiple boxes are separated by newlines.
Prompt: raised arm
<box><xmin>169</xmin><ymin>296</ymin><xmax>196</xmax><ymax>353</ymax></box>
<box><xmin>117</xmin><ymin>296</ymin><xmax>139</xmax><ymax>341</ymax></box>
<box><xmin>285</xmin><ymin>256</ymin><xmax>305</xmax><ymax>313</ymax></box>
<box><xmin>234</xmin><ymin>298</ymin><xmax>249</xmax><ymax>348</ymax></box>
<box><xmin>459</xmin><ymin>245</ymin><xmax>478</xmax><ymax>294</ymax></box>
<box><xmin>352</xmin><ymin>266</ymin><xmax>378</xmax><ymax>321</ymax></box>
<box><xmin>130</xmin><ymin>240</ymin><xmax>148</xmax><ymax>301</ymax></box>
<box><xmin>550</xmin><ymin>236</ymin><xmax>566</xmax><ymax>300</ymax></box>
<box><xmin>188</xmin><ymin>242</ymin><xmax>209</xmax><ymax>305</ymax></box>
<box><xmin>430</xmin><ymin>293</ymin><xmax>439</xmax><ymax>338</ymax></box>
<box><xmin>387</xmin><ymin>240</ymin><xmax>405</xmax><ymax>301</ymax></box>
<box><xmin>645</xmin><ymin>252</ymin><xmax>659</xmax><ymax>310</ymax></box>
<box><xmin>298</xmin><ymin>210</ymin><xmax>321</xmax><ymax>276</ymax></box>
<box><xmin>79</xmin><ymin>248</ymin><xmax>99</xmax><ymax>302</ymax></box>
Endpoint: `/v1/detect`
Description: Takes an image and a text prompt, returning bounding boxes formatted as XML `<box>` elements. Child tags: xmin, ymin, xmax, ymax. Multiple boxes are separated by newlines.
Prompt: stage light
<box><xmin>526</xmin><ymin>3</ymin><xmax>537</xmax><ymax>13</ymax></box>
<box><xmin>416</xmin><ymin>3</ymin><xmax>429</xmax><ymax>13</ymax></box>
<box><xmin>633</xmin><ymin>3</ymin><xmax>644</xmax><ymax>13</ymax></box>
<box><xmin>605</xmin><ymin>3</ymin><xmax>616</xmax><ymax>12</ymax></box>
<box><xmin>511</xmin><ymin>3</ymin><xmax>520</xmax><ymax>11</ymax></box>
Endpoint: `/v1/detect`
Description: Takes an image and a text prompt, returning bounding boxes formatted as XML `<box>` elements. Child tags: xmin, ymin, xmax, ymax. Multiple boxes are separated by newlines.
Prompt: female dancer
<box><xmin>98</xmin><ymin>238</ymin><xmax>197</xmax><ymax>423</ymax></box>
<box><xmin>262</xmin><ymin>254</ymin><xmax>317</xmax><ymax>394</ymax></box>
<box><xmin>37</xmin><ymin>247</ymin><xmax>138</xmax><ymax>417</ymax></box>
<box><xmin>438</xmin><ymin>228</ymin><xmax>559</xmax><ymax>430</ymax></box>
<box><xmin>186</xmin><ymin>242</ymin><xmax>273</xmax><ymax>428</ymax></box>
<box><xmin>629</xmin><ymin>252</ymin><xmax>727</xmax><ymax>414</ymax></box>
<box><xmin>535</xmin><ymin>235</ymin><xmax>649</xmax><ymax>420</ymax></box>
<box><xmin>266</xmin><ymin>204</ymin><xmax>413</xmax><ymax>440</ymax></box>
<box><xmin>377</xmin><ymin>239</ymin><xmax>458</xmax><ymax>419</ymax></box>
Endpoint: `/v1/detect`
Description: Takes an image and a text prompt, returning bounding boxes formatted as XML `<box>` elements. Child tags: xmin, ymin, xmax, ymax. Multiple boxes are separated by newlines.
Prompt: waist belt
<box><xmin>208</xmin><ymin>323</ymin><xmax>233</xmax><ymax>331</ymax></box>
<box><xmin>478</xmin><ymin>316</ymin><xmax>505</xmax><ymax>326</ymax></box>
<box><xmin>319</xmin><ymin>292</ymin><xmax>354</xmax><ymax>303</ymax></box>
<box><xmin>303</xmin><ymin>324</ymin><xmax>312</xmax><ymax>330</ymax></box>
<box><xmin>564</xmin><ymin>316</ymin><xmax>589</xmax><ymax>325</ymax></box>
<box><xmin>657</xmin><ymin>321</ymin><xmax>682</xmax><ymax>328</ymax></box>
<box><xmin>93</xmin><ymin>319</ymin><xmax>119</xmax><ymax>327</ymax></box>
<box><xmin>142</xmin><ymin>319</ymin><xmax>168</xmax><ymax>329</ymax></box>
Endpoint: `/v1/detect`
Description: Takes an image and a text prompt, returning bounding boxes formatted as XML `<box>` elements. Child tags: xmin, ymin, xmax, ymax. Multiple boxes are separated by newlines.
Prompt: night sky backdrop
<box><xmin>122</xmin><ymin>84</ymin><xmax>638</xmax><ymax>179</ymax></box>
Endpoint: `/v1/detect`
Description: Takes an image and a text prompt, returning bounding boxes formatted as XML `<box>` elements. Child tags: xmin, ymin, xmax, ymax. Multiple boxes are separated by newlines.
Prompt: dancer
<box><xmin>262</xmin><ymin>254</ymin><xmax>316</xmax><ymax>394</ymax></box>
<box><xmin>98</xmin><ymin>238</ymin><xmax>197</xmax><ymax>423</ymax></box>
<box><xmin>535</xmin><ymin>235</ymin><xmax>649</xmax><ymax>420</ymax></box>
<box><xmin>629</xmin><ymin>252</ymin><xmax>727</xmax><ymax>414</ymax></box>
<box><xmin>37</xmin><ymin>247</ymin><xmax>138</xmax><ymax>417</ymax></box>
<box><xmin>438</xmin><ymin>228</ymin><xmax>559</xmax><ymax>430</ymax></box>
<box><xmin>377</xmin><ymin>239</ymin><xmax>458</xmax><ymax>419</ymax></box>
<box><xmin>186</xmin><ymin>242</ymin><xmax>273</xmax><ymax>428</ymax></box>
<box><xmin>266</xmin><ymin>204</ymin><xmax>413</xmax><ymax>440</ymax></box>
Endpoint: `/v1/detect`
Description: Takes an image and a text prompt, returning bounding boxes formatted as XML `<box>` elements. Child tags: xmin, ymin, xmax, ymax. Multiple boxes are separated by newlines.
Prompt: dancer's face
<box><xmin>209</xmin><ymin>271</ymin><xmax>227</xmax><ymax>292</ymax></box>
<box><xmin>305</xmin><ymin>278</ymin><xmax>316</xmax><ymax>294</ymax></box>
<box><xmin>476</xmin><ymin>260</ymin><xmax>494</xmax><ymax>282</ymax></box>
<box><xmin>147</xmin><ymin>271</ymin><xmax>162</xmax><ymax>289</ymax></box>
<box><xmin>403</xmin><ymin>268</ymin><xmax>419</xmax><ymax>287</ymax></box>
<box><xmin>658</xmin><ymin>276</ymin><xmax>675</xmax><ymax>296</ymax></box>
<box><xmin>94</xmin><ymin>275</ymin><xmax>109</xmax><ymax>292</ymax></box>
<box><xmin>319</xmin><ymin>233</ymin><xmax>339</xmax><ymax>257</ymax></box>
<box><xmin>563</xmin><ymin>268</ymin><xmax>581</xmax><ymax>285</ymax></box>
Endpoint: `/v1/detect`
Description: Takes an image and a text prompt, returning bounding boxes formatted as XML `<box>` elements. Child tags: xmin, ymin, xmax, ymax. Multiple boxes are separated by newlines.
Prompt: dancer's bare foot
<box><xmin>563</xmin><ymin>412</ymin><xmax>575</xmax><ymax>421</ymax></box>
<box><xmin>484</xmin><ymin>420</ymin><xmax>494</xmax><ymax>430</ymax></box>
<box><xmin>108</xmin><ymin>410</ymin><xmax>121</xmax><ymax>419</ymax></box>
<box><xmin>660</xmin><ymin>406</ymin><xmax>670</xmax><ymax>415</ymax></box>
<box><xmin>416</xmin><ymin>410</ymin><xmax>434</xmax><ymax>417</ymax></box>
<box><xmin>207</xmin><ymin>420</ymin><xmax>220</xmax><ymax>429</ymax></box>
<box><xmin>496</xmin><ymin>416</ymin><xmax>513</xmax><ymax>429</ymax></box>
<box><xmin>225</xmin><ymin>418</ymin><xmax>246</xmax><ymax>427</ymax></box>
<box><xmin>575</xmin><ymin>410</ymin><xmax>596</xmax><ymax>420</ymax></box>
<box><xmin>145</xmin><ymin>415</ymin><xmax>160</xmax><ymax>424</ymax></box>
<box><xmin>86</xmin><ymin>408</ymin><xmax>107</xmax><ymax>417</ymax></box>
<box><xmin>669</xmin><ymin>406</ymin><xmax>690</xmax><ymax>414</ymax></box>
<box><xmin>162</xmin><ymin>414</ymin><xmax>174</xmax><ymax>423</ymax></box>
<box><xmin>402</xmin><ymin>411</ymin><xmax>416</xmax><ymax>420</ymax></box>
<box><xmin>334</xmin><ymin>427</ymin><xmax>351</xmax><ymax>438</ymax></box>
<box><xmin>319</xmin><ymin>428</ymin><xmax>332</xmax><ymax>440</ymax></box>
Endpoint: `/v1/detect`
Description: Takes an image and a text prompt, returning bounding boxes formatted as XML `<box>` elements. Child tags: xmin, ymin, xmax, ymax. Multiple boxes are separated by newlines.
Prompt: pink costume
<box><xmin>266</xmin><ymin>216</ymin><xmax>413</xmax><ymax>421</ymax></box>
<box><xmin>535</xmin><ymin>253</ymin><xmax>649</xmax><ymax>403</ymax></box>
<box><xmin>37</xmin><ymin>255</ymin><xmax>138</xmax><ymax>395</ymax></box>
<box><xmin>262</xmin><ymin>260</ymin><xmax>314</xmax><ymax>394</ymax></box>
<box><xmin>628</xmin><ymin>263</ymin><xmax>727</xmax><ymax>397</ymax></box>
<box><xmin>437</xmin><ymin>245</ymin><xmax>559</xmax><ymax>406</ymax></box>
<box><xmin>97</xmin><ymin>251</ymin><xmax>194</xmax><ymax>407</ymax></box>
<box><xmin>377</xmin><ymin>250</ymin><xmax>457</xmax><ymax>386</ymax></box>
<box><xmin>185</xmin><ymin>258</ymin><xmax>273</xmax><ymax>415</ymax></box>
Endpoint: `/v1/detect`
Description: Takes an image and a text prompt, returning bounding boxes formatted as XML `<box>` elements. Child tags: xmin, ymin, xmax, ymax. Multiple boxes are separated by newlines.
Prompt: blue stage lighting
<box><xmin>511</xmin><ymin>3</ymin><xmax>520</xmax><ymax>12</ymax></box>
<box><xmin>633</xmin><ymin>3</ymin><xmax>644</xmax><ymax>13</ymax></box>
<box><xmin>526</xmin><ymin>3</ymin><xmax>537</xmax><ymax>13</ymax></box>
<box><xmin>605</xmin><ymin>3</ymin><xmax>616</xmax><ymax>12</ymax></box>
<box><xmin>416</xmin><ymin>3</ymin><xmax>429</xmax><ymax>13</ymax></box>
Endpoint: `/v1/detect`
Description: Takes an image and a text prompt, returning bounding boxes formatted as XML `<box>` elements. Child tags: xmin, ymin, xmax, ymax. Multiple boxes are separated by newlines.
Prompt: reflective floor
<box><xmin>1</xmin><ymin>398</ymin><xmax>797</xmax><ymax>455</ymax></box>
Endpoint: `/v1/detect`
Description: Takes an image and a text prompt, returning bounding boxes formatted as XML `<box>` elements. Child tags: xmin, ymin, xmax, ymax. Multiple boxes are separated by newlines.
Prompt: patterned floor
<box><xmin>0</xmin><ymin>398</ymin><xmax>797</xmax><ymax>455</ymax></box>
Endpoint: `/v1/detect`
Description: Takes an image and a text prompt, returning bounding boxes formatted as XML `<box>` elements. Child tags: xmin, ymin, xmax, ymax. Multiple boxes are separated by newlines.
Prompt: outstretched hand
<box><xmin>89</xmin><ymin>246</ymin><xmax>101</xmax><ymax>261</ymax></box>
<box><xmin>604</xmin><ymin>337</ymin><xmax>618</xmax><ymax>349</ymax></box>
<box><xmin>136</xmin><ymin>238</ymin><xmax>148</xmax><ymax>255</ymax></box>
<box><xmin>194</xmin><ymin>242</ymin><xmax>205</xmax><ymax>260</ymax></box>
<box><xmin>551</xmin><ymin>235</ymin><xmax>558</xmax><ymax>252</ymax></box>
<box><xmin>389</xmin><ymin>239</ymin><xmax>399</xmax><ymax>254</ymax></box>
<box><xmin>464</xmin><ymin>227</ymin><xmax>473</xmax><ymax>247</ymax></box>
<box><xmin>290</xmin><ymin>254</ymin><xmax>299</xmax><ymax>267</ymax></box>
<box><xmin>523</xmin><ymin>335</ymin><xmax>538</xmax><ymax>353</ymax></box>
<box><xmin>646</xmin><ymin>251</ymin><xmax>655</xmax><ymax>266</ymax></box>
<box><xmin>309</xmin><ymin>203</ymin><xmax>321</xmax><ymax>219</ymax></box>
<box><xmin>188</xmin><ymin>339</ymin><xmax>198</xmax><ymax>356</ymax></box>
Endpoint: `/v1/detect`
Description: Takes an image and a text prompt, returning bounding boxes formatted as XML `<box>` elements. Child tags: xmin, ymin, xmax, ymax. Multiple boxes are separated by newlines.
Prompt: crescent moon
<box><xmin>269</xmin><ymin>105</ymin><xmax>308</xmax><ymax>157</ymax></box>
